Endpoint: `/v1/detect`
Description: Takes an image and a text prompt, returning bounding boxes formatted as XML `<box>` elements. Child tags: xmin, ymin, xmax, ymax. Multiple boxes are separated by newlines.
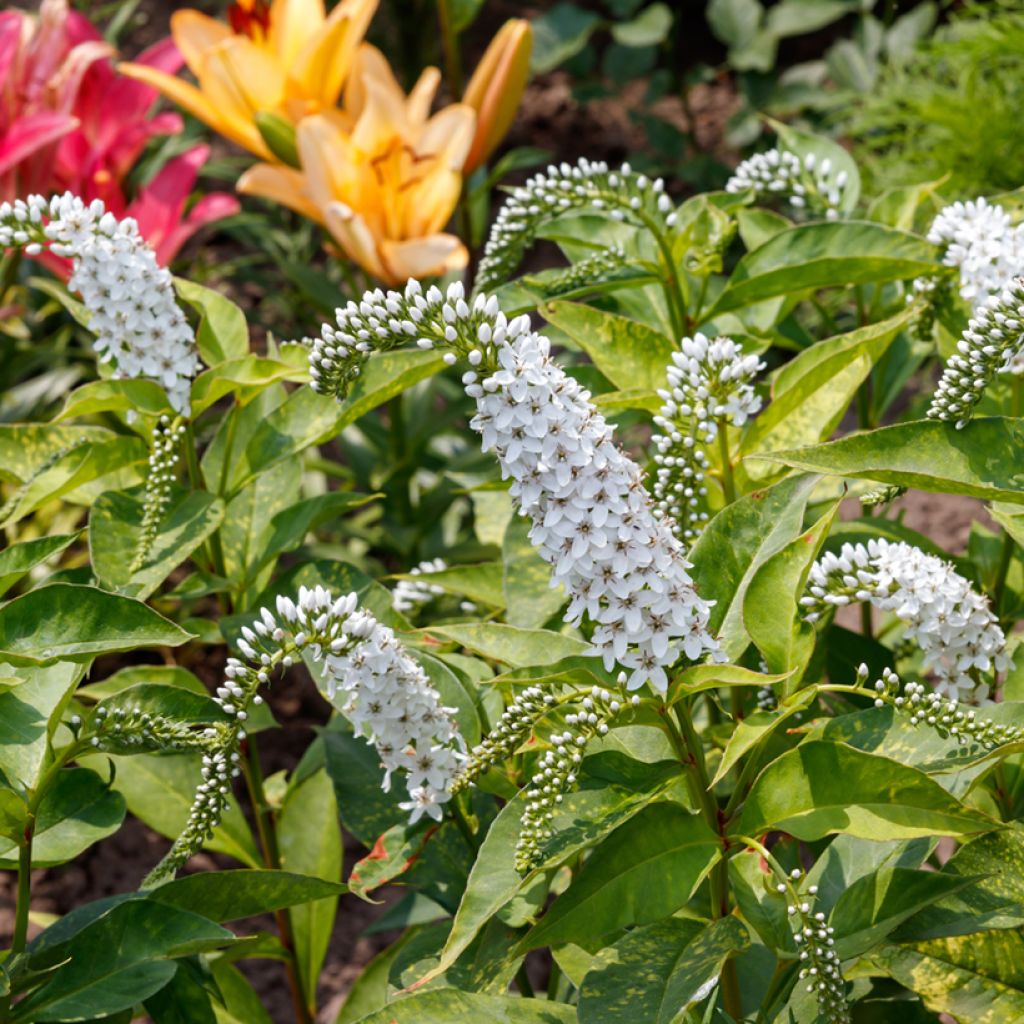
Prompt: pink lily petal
<box><xmin>0</xmin><ymin>111</ymin><xmax>77</xmax><ymax>176</ymax></box>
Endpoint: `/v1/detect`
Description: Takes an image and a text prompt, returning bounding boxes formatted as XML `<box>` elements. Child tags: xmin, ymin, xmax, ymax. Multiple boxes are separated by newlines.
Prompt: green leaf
<box><xmin>353</xmin><ymin>990</ymin><xmax>577</xmax><ymax>1023</ymax></box>
<box><xmin>334</xmin><ymin>930</ymin><xmax>426</xmax><ymax>1024</ymax></box>
<box><xmin>707</xmin><ymin>0</ymin><xmax>762</xmax><ymax>48</ymax></box>
<box><xmin>869</xmin><ymin>932</ymin><xmax>1024</xmax><ymax>1023</ymax></box>
<box><xmin>175</xmin><ymin>278</ymin><xmax>249</xmax><ymax>364</ymax></box>
<box><xmin>55</xmin><ymin>379</ymin><xmax>170</xmax><ymax>421</ymax></box>
<box><xmin>0</xmin><ymin>533</ymin><xmax>78</xmax><ymax>600</ymax></box>
<box><xmin>17</xmin><ymin>900</ymin><xmax>232</xmax><ymax>1022</ymax></box>
<box><xmin>0</xmin><ymin>661</ymin><xmax>84</xmax><ymax>791</ymax></box>
<box><xmin>765</xmin><ymin>0</ymin><xmax>857</xmax><ymax>38</ymax></box>
<box><xmin>740</xmin><ymin>308</ymin><xmax>913</xmax><ymax>470</ymax></box>
<box><xmin>393</xmin><ymin>562</ymin><xmax>506</xmax><ymax>611</ymax></box>
<box><xmin>518</xmin><ymin>803</ymin><xmax>721</xmax><ymax>952</ymax></box>
<box><xmin>436</xmin><ymin>757</ymin><xmax>681</xmax><ymax>975</ymax></box>
<box><xmin>610</xmin><ymin>3</ymin><xmax>673</xmax><ymax>47</ymax></box>
<box><xmin>77</xmin><ymin>750</ymin><xmax>260</xmax><ymax>867</ymax></box>
<box><xmin>151</xmin><ymin>869</ymin><xmax>347</xmax><ymax>922</ymax></box>
<box><xmin>754</xmin><ymin>418</ymin><xmax>1024</xmax><ymax>504</ymax></box>
<box><xmin>278</xmin><ymin>766</ymin><xmax>342</xmax><ymax>1003</ymax></box>
<box><xmin>737</xmin><ymin>740</ymin><xmax>995</xmax><ymax>841</ymax></box>
<box><xmin>419</xmin><ymin>624</ymin><xmax>589</xmax><ymax>667</ymax></box>
<box><xmin>0</xmin><ymin>767</ymin><xmax>125</xmax><ymax>868</ymax></box>
<box><xmin>0</xmin><ymin>584</ymin><xmax>192</xmax><ymax>665</ymax></box>
<box><xmin>503</xmin><ymin>516</ymin><xmax>565</xmax><ymax>628</ymax></box>
<box><xmin>541</xmin><ymin>301</ymin><xmax>675</xmax><ymax>393</ymax></box>
<box><xmin>190</xmin><ymin>356</ymin><xmax>306</xmax><ymax>414</ymax></box>
<box><xmin>209</xmin><ymin>962</ymin><xmax>273</xmax><ymax>1024</ymax></box>
<box><xmin>708</xmin><ymin>221</ymin><xmax>938</xmax><ymax>316</ymax></box>
<box><xmin>743</xmin><ymin>498</ymin><xmax>839</xmax><ymax>674</ymax></box>
<box><xmin>829</xmin><ymin>867</ymin><xmax>978</xmax><ymax>958</ymax></box>
<box><xmin>577</xmin><ymin>916</ymin><xmax>750</xmax><ymax>1023</ymax></box>
<box><xmin>688</xmin><ymin>473</ymin><xmax>818</xmax><ymax>659</ymax></box>
<box><xmin>89</xmin><ymin>488</ymin><xmax>225</xmax><ymax>599</ymax></box>
<box><xmin>531</xmin><ymin>2</ymin><xmax>601</xmax><ymax>73</ymax></box>
<box><xmin>145</xmin><ymin>964</ymin><xmax>217</xmax><ymax>1024</ymax></box>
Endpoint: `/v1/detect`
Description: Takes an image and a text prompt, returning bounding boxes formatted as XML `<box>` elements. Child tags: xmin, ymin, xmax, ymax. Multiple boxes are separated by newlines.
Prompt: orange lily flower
<box><xmin>462</xmin><ymin>18</ymin><xmax>532</xmax><ymax>174</ymax></box>
<box><xmin>119</xmin><ymin>0</ymin><xmax>377</xmax><ymax>161</ymax></box>
<box><xmin>239</xmin><ymin>45</ymin><xmax>476</xmax><ymax>284</ymax></box>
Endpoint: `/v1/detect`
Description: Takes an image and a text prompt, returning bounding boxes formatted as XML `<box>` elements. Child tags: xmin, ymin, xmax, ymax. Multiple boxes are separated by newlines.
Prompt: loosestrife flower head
<box><xmin>391</xmin><ymin>557</ymin><xmax>448</xmax><ymax>613</ymax></box>
<box><xmin>928</xmin><ymin>276</ymin><xmax>1024</xmax><ymax>428</ymax></box>
<box><xmin>725</xmin><ymin>148</ymin><xmax>849</xmax><ymax>221</ymax></box>
<box><xmin>801</xmin><ymin>539</ymin><xmax>1010</xmax><ymax>701</ymax></box>
<box><xmin>306</xmin><ymin>279</ymin><xmax>722</xmax><ymax>693</ymax></box>
<box><xmin>651</xmin><ymin>333</ymin><xmax>764</xmax><ymax>543</ymax></box>
<box><xmin>476</xmin><ymin>159</ymin><xmax>676</xmax><ymax>293</ymax></box>
<box><xmin>780</xmin><ymin>869</ymin><xmax>850</xmax><ymax>1023</ymax></box>
<box><xmin>927</xmin><ymin>197</ymin><xmax>1024</xmax><ymax>310</ymax></box>
<box><xmin>147</xmin><ymin>585</ymin><xmax>463</xmax><ymax>885</ymax></box>
<box><xmin>0</xmin><ymin>193</ymin><xmax>200</xmax><ymax>414</ymax></box>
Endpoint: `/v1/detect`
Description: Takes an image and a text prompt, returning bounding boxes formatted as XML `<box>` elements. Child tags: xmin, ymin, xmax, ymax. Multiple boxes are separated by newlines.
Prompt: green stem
<box><xmin>636</xmin><ymin>210</ymin><xmax>686</xmax><ymax>339</ymax></box>
<box><xmin>216</xmin><ymin>404</ymin><xmax>240</xmax><ymax>499</ymax></box>
<box><xmin>436</xmin><ymin>0</ymin><xmax>464</xmax><ymax>96</ymax></box>
<box><xmin>449</xmin><ymin>792</ymin><xmax>480</xmax><ymax>852</ymax></box>
<box><xmin>516</xmin><ymin>963</ymin><xmax>536</xmax><ymax>999</ymax></box>
<box><xmin>993</xmin><ymin>529</ymin><xmax>1017</xmax><ymax>624</ymax></box>
<box><xmin>691</xmin><ymin>274</ymin><xmax>711</xmax><ymax>329</ymax></box>
<box><xmin>717</xmin><ymin>417</ymin><xmax>736</xmax><ymax>505</ymax></box>
<box><xmin>11</xmin><ymin>818</ymin><xmax>34</xmax><ymax>955</ymax></box>
<box><xmin>241</xmin><ymin>738</ymin><xmax>313</xmax><ymax>1024</ymax></box>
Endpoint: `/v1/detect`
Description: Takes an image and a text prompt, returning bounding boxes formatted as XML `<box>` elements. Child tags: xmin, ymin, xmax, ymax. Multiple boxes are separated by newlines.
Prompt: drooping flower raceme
<box><xmin>651</xmin><ymin>333</ymin><xmax>764</xmax><ymax>543</ymax></box>
<box><xmin>927</xmin><ymin>275</ymin><xmax>1024</xmax><ymax>428</ymax></box>
<box><xmin>146</xmin><ymin>585</ymin><xmax>463</xmax><ymax>885</ymax></box>
<box><xmin>476</xmin><ymin>159</ymin><xmax>676</xmax><ymax>293</ymax></box>
<box><xmin>927</xmin><ymin>197</ymin><xmax>1024</xmax><ymax>310</ymax></box>
<box><xmin>0</xmin><ymin>193</ymin><xmax>199</xmax><ymax>413</ymax></box>
<box><xmin>308</xmin><ymin>280</ymin><xmax>721</xmax><ymax>693</ymax></box>
<box><xmin>391</xmin><ymin>557</ymin><xmax>448</xmax><ymax>613</ymax></box>
<box><xmin>801</xmin><ymin>539</ymin><xmax>1010</xmax><ymax>701</ymax></box>
<box><xmin>725</xmin><ymin>148</ymin><xmax>849</xmax><ymax>221</ymax></box>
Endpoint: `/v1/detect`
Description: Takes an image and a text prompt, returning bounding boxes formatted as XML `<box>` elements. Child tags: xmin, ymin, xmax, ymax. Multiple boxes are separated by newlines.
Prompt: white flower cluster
<box><xmin>779</xmin><ymin>868</ymin><xmax>849</xmax><ymax>1024</ymax></box>
<box><xmin>308</xmin><ymin>280</ymin><xmax>722</xmax><ymax>693</ymax></box>
<box><xmin>862</xmin><ymin>665</ymin><xmax>1021</xmax><ymax>747</ymax></box>
<box><xmin>651</xmin><ymin>333</ymin><xmax>764</xmax><ymax>543</ymax></box>
<box><xmin>132</xmin><ymin>415</ymin><xmax>186</xmax><ymax>571</ymax></box>
<box><xmin>927</xmin><ymin>197</ymin><xmax>1024</xmax><ymax>310</ymax></box>
<box><xmin>476</xmin><ymin>159</ymin><xmax>676</xmax><ymax>292</ymax></box>
<box><xmin>516</xmin><ymin>684</ymin><xmax>627</xmax><ymax>873</ymax></box>
<box><xmin>0</xmin><ymin>193</ymin><xmax>199</xmax><ymax>413</ymax></box>
<box><xmin>801</xmin><ymin>540</ymin><xmax>1010</xmax><ymax>701</ymax></box>
<box><xmin>927</xmin><ymin>275</ymin><xmax>1024</xmax><ymax>428</ymax></box>
<box><xmin>725</xmin><ymin>148</ymin><xmax>848</xmax><ymax>221</ymax></box>
<box><xmin>146</xmin><ymin>585</ymin><xmax>463</xmax><ymax>885</ymax></box>
<box><xmin>391</xmin><ymin>557</ymin><xmax>448</xmax><ymax>612</ymax></box>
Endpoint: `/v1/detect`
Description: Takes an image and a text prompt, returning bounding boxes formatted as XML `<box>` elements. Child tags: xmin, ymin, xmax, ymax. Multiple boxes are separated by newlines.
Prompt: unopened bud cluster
<box><xmin>860</xmin><ymin>665</ymin><xmax>1021</xmax><ymax>747</ymax></box>
<box><xmin>0</xmin><ymin>194</ymin><xmax>200</xmax><ymax>413</ymax></box>
<box><xmin>651</xmin><ymin>333</ymin><xmax>764</xmax><ymax>542</ymax></box>
<box><xmin>927</xmin><ymin>276</ymin><xmax>1024</xmax><ymax>428</ymax></box>
<box><xmin>309</xmin><ymin>280</ymin><xmax>722</xmax><ymax>694</ymax></box>
<box><xmin>537</xmin><ymin>244</ymin><xmax>629</xmax><ymax>298</ymax></box>
<box><xmin>132</xmin><ymin>415</ymin><xmax>185</xmax><ymax>571</ymax></box>
<box><xmin>476</xmin><ymin>159</ymin><xmax>676</xmax><ymax>292</ymax></box>
<box><xmin>147</xmin><ymin>585</ymin><xmax>463</xmax><ymax>885</ymax></box>
<box><xmin>0</xmin><ymin>438</ymin><xmax>89</xmax><ymax>524</ymax></box>
<box><xmin>779</xmin><ymin>868</ymin><xmax>850</xmax><ymax>1023</ymax></box>
<box><xmin>515</xmin><ymin>684</ymin><xmax>630</xmax><ymax>873</ymax></box>
<box><xmin>860</xmin><ymin>483</ymin><xmax>906</xmax><ymax>509</ymax></box>
<box><xmin>391</xmin><ymin>557</ymin><xmax>448</xmax><ymax>613</ymax></box>
<box><xmin>927</xmin><ymin>197</ymin><xmax>1024</xmax><ymax>310</ymax></box>
<box><xmin>802</xmin><ymin>540</ymin><xmax>1010</xmax><ymax>701</ymax></box>
<box><xmin>725</xmin><ymin>149</ymin><xmax>848</xmax><ymax>221</ymax></box>
<box><xmin>79</xmin><ymin>703</ymin><xmax>228</xmax><ymax>756</ymax></box>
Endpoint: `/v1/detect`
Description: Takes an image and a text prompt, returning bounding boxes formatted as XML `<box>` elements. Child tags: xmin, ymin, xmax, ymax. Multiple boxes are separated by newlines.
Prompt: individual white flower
<box><xmin>928</xmin><ymin>276</ymin><xmax>1024</xmax><ymax>427</ymax></box>
<box><xmin>725</xmin><ymin>148</ymin><xmax>849</xmax><ymax>221</ymax></box>
<box><xmin>307</xmin><ymin>279</ymin><xmax>723</xmax><ymax>693</ymax></box>
<box><xmin>927</xmin><ymin>197</ymin><xmax>1024</xmax><ymax>310</ymax></box>
<box><xmin>147</xmin><ymin>585</ymin><xmax>463</xmax><ymax>884</ymax></box>
<box><xmin>392</xmin><ymin>557</ymin><xmax>448</xmax><ymax>612</ymax></box>
<box><xmin>651</xmin><ymin>333</ymin><xmax>764</xmax><ymax>543</ymax></box>
<box><xmin>801</xmin><ymin>540</ymin><xmax>1010</xmax><ymax>701</ymax></box>
<box><xmin>0</xmin><ymin>193</ymin><xmax>200</xmax><ymax>413</ymax></box>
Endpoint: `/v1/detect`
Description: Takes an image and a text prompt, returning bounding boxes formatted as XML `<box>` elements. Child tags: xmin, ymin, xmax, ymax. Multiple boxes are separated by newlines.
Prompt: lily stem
<box><xmin>12</xmin><ymin>818</ymin><xmax>34</xmax><ymax>955</ymax></box>
<box><xmin>717</xmin><ymin>417</ymin><xmax>736</xmax><ymax>505</ymax></box>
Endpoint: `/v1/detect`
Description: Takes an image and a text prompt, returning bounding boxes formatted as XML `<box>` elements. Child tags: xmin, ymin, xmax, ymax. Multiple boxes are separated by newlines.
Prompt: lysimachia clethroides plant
<box><xmin>0</xmin><ymin>122</ymin><xmax>1022</xmax><ymax>1024</ymax></box>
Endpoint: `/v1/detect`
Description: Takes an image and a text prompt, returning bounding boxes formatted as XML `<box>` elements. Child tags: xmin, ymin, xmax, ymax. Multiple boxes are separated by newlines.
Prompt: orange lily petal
<box><xmin>118</xmin><ymin>61</ymin><xmax>227</xmax><ymax>138</ymax></box>
<box><xmin>380</xmin><ymin>234</ymin><xmax>468</xmax><ymax>285</ymax></box>
<box><xmin>420</xmin><ymin>103</ymin><xmax>476</xmax><ymax>171</ymax></box>
<box><xmin>463</xmin><ymin>18</ymin><xmax>532</xmax><ymax>173</ymax></box>
<box><xmin>238</xmin><ymin>163</ymin><xmax>323</xmax><ymax>223</ymax></box>
<box><xmin>270</xmin><ymin>0</ymin><xmax>325</xmax><ymax>68</ymax></box>
<box><xmin>405</xmin><ymin>164</ymin><xmax>463</xmax><ymax>237</ymax></box>
<box><xmin>296</xmin><ymin>113</ymin><xmax>352</xmax><ymax>210</ymax></box>
<box><xmin>407</xmin><ymin>66</ymin><xmax>441</xmax><ymax>128</ymax></box>
<box><xmin>294</xmin><ymin>0</ymin><xmax>378</xmax><ymax>108</ymax></box>
<box><xmin>170</xmin><ymin>10</ymin><xmax>233</xmax><ymax>77</ymax></box>
<box><xmin>325</xmin><ymin>202</ymin><xmax>387</xmax><ymax>281</ymax></box>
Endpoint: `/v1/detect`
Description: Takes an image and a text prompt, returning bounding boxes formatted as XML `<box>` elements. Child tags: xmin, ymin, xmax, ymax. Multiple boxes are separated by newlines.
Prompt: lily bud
<box><xmin>462</xmin><ymin>19</ymin><xmax>532</xmax><ymax>174</ymax></box>
<box><xmin>255</xmin><ymin>111</ymin><xmax>300</xmax><ymax>169</ymax></box>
